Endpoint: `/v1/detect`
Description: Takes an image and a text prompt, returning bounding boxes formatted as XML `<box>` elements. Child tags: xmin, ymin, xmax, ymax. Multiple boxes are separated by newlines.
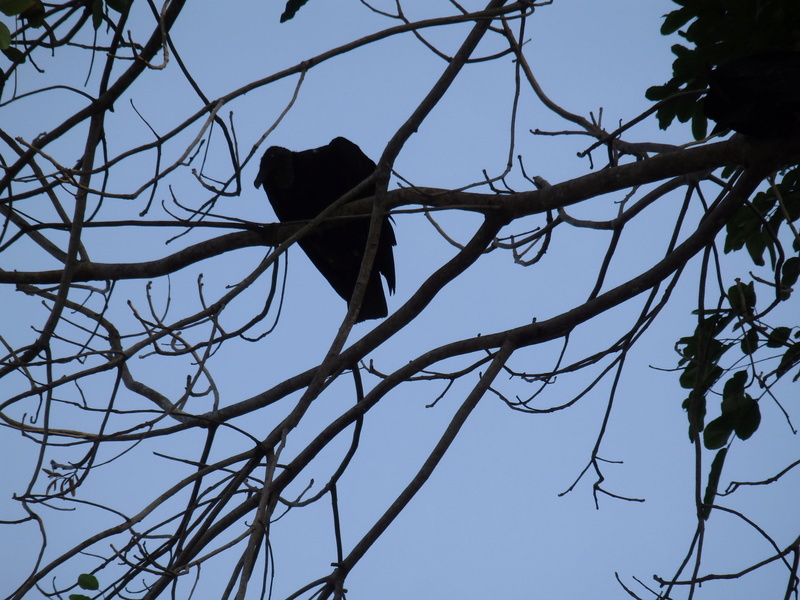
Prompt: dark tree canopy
<box><xmin>254</xmin><ymin>137</ymin><xmax>396</xmax><ymax>322</ymax></box>
<box><xmin>704</xmin><ymin>51</ymin><xmax>800</xmax><ymax>137</ymax></box>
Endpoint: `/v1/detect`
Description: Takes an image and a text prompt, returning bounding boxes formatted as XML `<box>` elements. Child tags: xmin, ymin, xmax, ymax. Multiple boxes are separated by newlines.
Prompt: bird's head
<box><xmin>254</xmin><ymin>145</ymin><xmax>294</xmax><ymax>190</ymax></box>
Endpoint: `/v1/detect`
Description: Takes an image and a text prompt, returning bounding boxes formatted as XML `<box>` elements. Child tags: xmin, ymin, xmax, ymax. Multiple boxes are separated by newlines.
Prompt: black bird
<box><xmin>254</xmin><ymin>137</ymin><xmax>396</xmax><ymax>322</ymax></box>
<box><xmin>704</xmin><ymin>51</ymin><xmax>800</xmax><ymax>138</ymax></box>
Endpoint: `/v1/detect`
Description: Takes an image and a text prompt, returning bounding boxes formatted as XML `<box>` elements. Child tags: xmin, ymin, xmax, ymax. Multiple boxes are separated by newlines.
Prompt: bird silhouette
<box><xmin>254</xmin><ymin>137</ymin><xmax>396</xmax><ymax>322</ymax></box>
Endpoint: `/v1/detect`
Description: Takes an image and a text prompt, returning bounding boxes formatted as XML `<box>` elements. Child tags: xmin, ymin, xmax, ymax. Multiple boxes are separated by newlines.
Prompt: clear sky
<box><xmin>1</xmin><ymin>1</ymin><xmax>798</xmax><ymax>599</ymax></box>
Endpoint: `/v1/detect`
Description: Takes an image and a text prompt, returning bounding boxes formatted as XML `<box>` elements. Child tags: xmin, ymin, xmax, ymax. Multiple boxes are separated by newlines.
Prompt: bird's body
<box><xmin>704</xmin><ymin>51</ymin><xmax>800</xmax><ymax>138</ymax></box>
<box><xmin>254</xmin><ymin>137</ymin><xmax>396</xmax><ymax>322</ymax></box>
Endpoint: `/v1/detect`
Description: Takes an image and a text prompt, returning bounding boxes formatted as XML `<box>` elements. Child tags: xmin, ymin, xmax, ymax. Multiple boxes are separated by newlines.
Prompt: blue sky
<box><xmin>1</xmin><ymin>1</ymin><xmax>798</xmax><ymax>599</ymax></box>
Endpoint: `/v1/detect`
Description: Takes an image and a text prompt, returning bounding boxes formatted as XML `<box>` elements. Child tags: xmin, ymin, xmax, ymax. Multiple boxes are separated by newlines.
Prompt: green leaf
<box><xmin>679</xmin><ymin>360</ymin><xmax>722</xmax><ymax>391</ymax></box>
<box><xmin>91</xmin><ymin>0</ymin><xmax>103</xmax><ymax>29</ymax></box>
<box><xmin>721</xmin><ymin>374</ymin><xmax>747</xmax><ymax>414</ymax></box>
<box><xmin>725</xmin><ymin>208</ymin><xmax>757</xmax><ymax>253</ymax></box>
<box><xmin>728</xmin><ymin>280</ymin><xmax>756</xmax><ymax>316</ymax></box>
<box><xmin>722</xmin><ymin>370</ymin><xmax>747</xmax><ymax>398</ymax></box>
<box><xmin>682</xmin><ymin>394</ymin><xmax>707</xmax><ymax>438</ymax></box>
<box><xmin>0</xmin><ymin>21</ymin><xmax>9</xmax><ymax>49</ymax></box>
<box><xmin>280</xmin><ymin>0</ymin><xmax>310</xmax><ymax>22</ymax></box>
<box><xmin>19</xmin><ymin>0</ymin><xmax>43</xmax><ymax>25</ymax></box>
<box><xmin>744</xmin><ymin>231</ymin><xmax>769</xmax><ymax>266</ymax></box>
<box><xmin>0</xmin><ymin>0</ymin><xmax>31</xmax><ymax>17</ymax></box>
<box><xmin>2</xmin><ymin>45</ymin><xmax>24</xmax><ymax>62</ymax></box>
<box><xmin>656</xmin><ymin>106</ymin><xmax>676</xmax><ymax>130</ymax></box>
<box><xmin>740</xmin><ymin>328</ymin><xmax>759</xmax><ymax>355</ymax></box>
<box><xmin>745</xmin><ymin>230</ymin><xmax>775</xmax><ymax>267</ymax></box>
<box><xmin>777</xmin><ymin>342</ymin><xmax>800</xmax><ymax>379</ymax></box>
<box><xmin>691</xmin><ymin>109</ymin><xmax>707</xmax><ymax>140</ymax></box>
<box><xmin>77</xmin><ymin>573</ymin><xmax>99</xmax><ymax>591</ymax></box>
<box><xmin>767</xmin><ymin>327</ymin><xmax>791</xmax><ymax>348</ymax></box>
<box><xmin>671</xmin><ymin>43</ymin><xmax>692</xmax><ymax>58</ymax></box>
<box><xmin>673</xmin><ymin>94</ymin><xmax>698</xmax><ymax>123</ymax></box>
<box><xmin>703</xmin><ymin>415</ymin><xmax>733</xmax><ymax>449</ymax></box>
<box><xmin>676</xmin><ymin>315</ymin><xmax>733</xmax><ymax>400</ymax></box>
<box><xmin>660</xmin><ymin>6</ymin><xmax>694</xmax><ymax>35</ymax></box>
<box><xmin>703</xmin><ymin>372</ymin><xmax>761</xmax><ymax>442</ymax></box>
<box><xmin>782</xmin><ymin>257</ymin><xmax>800</xmax><ymax>287</ymax></box>
<box><xmin>645</xmin><ymin>84</ymin><xmax>670</xmax><ymax>101</ymax></box>
<box><xmin>733</xmin><ymin>396</ymin><xmax>760</xmax><ymax>440</ymax></box>
<box><xmin>702</xmin><ymin>448</ymin><xmax>727</xmax><ymax>520</ymax></box>
<box><xmin>105</xmin><ymin>0</ymin><xmax>132</xmax><ymax>13</ymax></box>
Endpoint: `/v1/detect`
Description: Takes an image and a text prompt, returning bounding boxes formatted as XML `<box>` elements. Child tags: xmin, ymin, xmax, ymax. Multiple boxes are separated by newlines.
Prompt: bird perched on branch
<box><xmin>254</xmin><ymin>137</ymin><xmax>396</xmax><ymax>322</ymax></box>
<box><xmin>704</xmin><ymin>51</ymin><xmax>800</xmax><ymax>138</ymax></box>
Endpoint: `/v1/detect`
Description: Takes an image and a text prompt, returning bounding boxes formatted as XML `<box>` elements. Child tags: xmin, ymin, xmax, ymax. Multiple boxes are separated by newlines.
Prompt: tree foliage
<box><xmin>646</xmin><ymin>0</ymin><xmax>800</xmax><ymax>137</ymax></box>
<box><xmin>1</xmin><ymin>1</ymin><xmax>799</xmax><ymax>599</ymax></box>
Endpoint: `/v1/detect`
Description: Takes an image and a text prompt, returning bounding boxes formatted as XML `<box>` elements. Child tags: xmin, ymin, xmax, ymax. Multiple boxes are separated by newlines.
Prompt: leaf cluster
<box><xmin>677</xmin><ymin>276</ymin><xmax>799</xmax><ymax>450</ymax></box>
<box><xmin>88</xmin><ymin>0</ymin><xmax>133</xmax><ymax>29</ymax></box>
<box><xmin>677</xmin><ymin>273</ymin><xmax>800</xmax><ymax>517</ymax></box>
<box><xmin>645</xmin><ymin>0</ymin><xmax>800</xmax><ymax>139</ymax></box>
<box><xmin>725</xmin><ymin>166</ymin><xmax>800</xmax><ymax>271</ymax></box>
<box><xmin>0</xmin><ymin>0</ymin><xmax>131</xmax><ymax>63</ymax></box>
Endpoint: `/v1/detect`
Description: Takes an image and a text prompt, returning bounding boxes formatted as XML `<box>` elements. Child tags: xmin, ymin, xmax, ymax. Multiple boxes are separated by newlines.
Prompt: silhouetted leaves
<box><xmin>281</xmin><ymin>0</ymin><xmax>311</xmax><ymax>22</ymax></box>
<box><xmin>660</xmin><ymin>5</ymin><xmax>693</xmax><ymax>36</ymax></box>
<box><xmin>703</xmin><ymin>418</ymin><xmax>731</xmax><ymax>450</ymax></box>
<box><xmin>106</xmin><ymin>0</ymin><xmax>132</xmax><ymax>13</ymax></box>
<box><xmin>677</xmin><ymin>314</ymin><xmax>732</xmax><ymax>390</ymax></box>
<box><xmin>740</xmin><ymin>327</ymin><xmax>759</xmax><ymax>355</ymax></box>
<box><xmin>0</xmin><ymin>0</ymin><xmax>43</xmax><ymax>60</ymax></box>
<box><xmin>782</xmin><ymin>257</ymin><xmax>800</xmax><ymax>301</ymax></box>
<box><xmin>660</xmin><ymin>6</ymin><xmax>800</xmax><ymax>522</ymax></box>
<box><xmin>91</xmin><ymin>0</ymin><xmax>103</xmax><ymax>29</ymax></box>
<box><xmin>0</xmin><ymin>22</ymin><xmax>9</xmax><ymax>48</ymax></box>
<box><xmin>702</xmin><ymin>448</ymin><xmax>727</xmax><ymax>520</ymax></box>
<box><xmin>677</xmin><ymin>313</ymin><xmax>736</xmax><ymax>438</ymax></box>
<box><xmin>727</xmin><ymin>280</ymin><xmax>756</xmax><ymax>317</ymax></box>
<box><xmin>648</xmin><ymin>0</ymin><xmax>800</xmax><ymax>137</ymax></box>
<box><xmin>767</xmin><ymin>327</ymin><xmax>792</xmax><ymax>348</ymax></box>
<box><xmin>0</xmin><ymin>18</ymin><xmax>25</xmax><ymax>62</ymax></box>
<box><xmin>703</xmin><ymin>52</ymin><xmax>800</xmax><ymax>137</ymax></box>
<box><xmin>0</xmin><ymin>0</ymin><xmax>44</xmax><ymax>52</ymax></box>
<box><xmin>777</xmin><ymin>341</ymin><xmax>800</xmax><ymax>380</ymax></box>
<box><xmin>0</xmin><ymin>0</ymin><xmax>32</xmax><ymax>16</ymax></box>
<box><xmin>20</xmin><ymin>0</ymin><xmax>43</xmax><ymax>26</ymax></box>
<box><xmin>724</xmin><ymin>166</ymin><xmax>800</xmax><ymax>277</ymax></box>
<box><xmin>702</xmin><ymin>371</ymin><xmax>761</xmax><ymax>450</ymax></box>
<box><xmin>83</xmin><ymin>0</ymin><xmax>132</xmax><ymax>30</ymax></box>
